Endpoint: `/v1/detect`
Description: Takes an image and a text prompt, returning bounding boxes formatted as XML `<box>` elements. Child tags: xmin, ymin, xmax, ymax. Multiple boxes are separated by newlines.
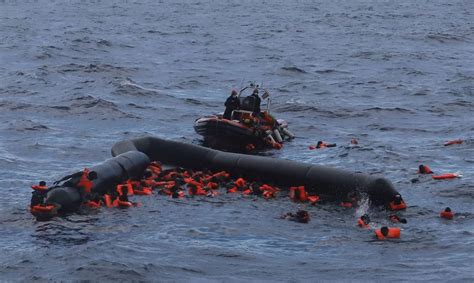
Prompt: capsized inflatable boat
<box><xmin>30</xmin><ymin>136</ymin><xmax>405</xmax><ymax>220</ymax></box>
<box><xmin>30</xmin><ymin>151</ymin><xmax>149</xmax><ymax>220</ymax></box>
<box><xmin>112</xmin><ymin>136</ymin><xmax>403</xmax><ymax>206</ymax></box>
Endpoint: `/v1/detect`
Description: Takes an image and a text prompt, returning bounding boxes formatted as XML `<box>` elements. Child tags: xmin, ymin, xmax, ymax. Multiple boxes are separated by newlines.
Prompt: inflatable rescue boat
<box><xmin>194</xmin><ymin>84</ymin><xmax>294</xmax><ymax>150</ymax></box>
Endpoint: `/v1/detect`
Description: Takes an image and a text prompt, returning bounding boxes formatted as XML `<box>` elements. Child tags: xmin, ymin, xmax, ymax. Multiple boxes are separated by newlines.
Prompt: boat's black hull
<box><xmin>112</xmin><ymin>136</ymin><xmax>402</xmax><ymax>206</ymax></box>
<box><xmin>194</xmin><ymin>117</ymin><xmax>264</xmax><ymax>149</ymax></box>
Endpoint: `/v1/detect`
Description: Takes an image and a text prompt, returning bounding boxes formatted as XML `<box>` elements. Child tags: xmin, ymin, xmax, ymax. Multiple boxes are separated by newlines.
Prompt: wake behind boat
<box><xmin>194</xmin><ymin>84</ymin><xmax>295</xmax><ymax>151</ymax></box>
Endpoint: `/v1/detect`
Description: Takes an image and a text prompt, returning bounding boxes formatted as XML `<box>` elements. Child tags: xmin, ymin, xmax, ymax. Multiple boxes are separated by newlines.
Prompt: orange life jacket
<box><xmin>148</xmin><ymin>162</ymin><xmax>162</xmax><ymax>174</ymax></box>
<box><xmin>77</xmin><ymin>168</ymin><xmax>93</xmax><ymax>194</ymax></box>
<box><xmin>272</xmin><ymin>142</ymin><xmax>282</xmax><ymax>150</ymax></box>
<box><xmin>340</xmin><ymin>202</ymin><xmax>353</xmax><ymax>208</ymax></box>
<box><xmin>307</xmin><ymin>195</ymin><xmax>320</xmax><ymax>205</ymax></box>
<box><xmin>204</xmin><ymin>171</ymin><xmax>229</xmax><ymax>182</ymax></box>
<box><xmin>116</xmin><ymin>183</ymin><xmax>133</xmax><ymax>196</ymax></box>
<box><xmin>375</xmin><ymin>227</ymin><xmax>401</xmax><ymax>240</ymax></box>
<box><xmin>83</xmin><ymin>200</ymin><xmax>101</xmax><ymax>208</ymax></box>
<box><xmin>418</xmin><ymin>165</ymin><xmax>433</xmax><ymax>174</ymax></box>
<box><xmin>227</xmin><ymin>186</ymin><xmax>238</xmax><ymax>193</ymax></box>
<box><xmin>133</xmin><ymin>187</ymin><xmax>152</xmax><ymax>195</ymax></box>
<box><xmin>289</xmin><ymin>186</ymin><xmax>308</xmax><ymax>202</ymax></box>
<box><xmin>205</xmin><ymin>182</ymin><xmax>218</xmax><ymax>190</ymax></box>
<box><xmin>440</xmin><ymin>211</ymin><xmax>454</xmax><ymax>220</ymax></box>
<box><xmin>357</xmin><ymin>219</ymin><xmax>369</xmax><ymax>228</ymax></box>
<box><xmin>432</xmin><ymin>173</ymin><xmax>459</xmax><ymax>180</ymax></box>
<box><xmin>262</xmin><ymin>190</ymin><xmax>276</xmax><ymax>199</ymax></box>
<box><xmin>31</xmin><ymin>204</ymin><xmax>56</xmax><ymax>213</ymax></box>
<box><xmin>389</xmin><ymin>200</ymin><xmax>407</xmax><ymax>210</ymax></box>
<box><xmin>260</xmin><ymin>184</ymin><xmax>278</xmax><ymax>199</ymax></box>
<box><xmin>184</xmin><ymin>178</ymin><xmax>203</xmax><ymax>188</ymax></box>
<box><xmin>162</xmin><ymin>171</ymin><xmax>178</xmax><ymax>180</ymax></box>
<box><xmin>444</xmin><ymin>139</ymin><xmax>463</xmax><ymax>146</ymax></box>
<box><xmin>31</xmin><ymin>185</ymin><xmax>48</xmax><ymax>191</ymax></box>
<box><xmin>103</xmin><ymin>194</ymin><xmax>117</xmax><ymax>208</ymax></box>
<box><xmin>234</xmin><ymin>178</ymin><xmax>246</xmax><ymax>188</ymax></box>
<box><xmin>188</xmin><ymin>185</ymin><xmax>206</xmax><ymax>196</ymax></box>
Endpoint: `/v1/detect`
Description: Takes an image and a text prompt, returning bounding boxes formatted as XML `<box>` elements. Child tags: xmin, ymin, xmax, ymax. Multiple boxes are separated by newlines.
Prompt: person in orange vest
<box><xmin>54</xmin><ymin>169</ymin><xmax>97</xmax><ymax>191</ymax></box>
<box><xmin>30</xmin><ymin>181</ymin><xmax>48</xmax><ymax>208</ymax></box>
<box><xmin>389</xmin><ymin>194</ymin><xmax>407</xmax><ymax>210</ymax></box>
<box><xmin>418</xmin><ymin>164</ymin><xmax>433</xmax><ymax>174</ymax></box>
<box><xmin>375</xmin><ymin>226</ymin><xmax>401</xmax><ymax>240</ymax></box>
<box><xmin>357</xmin><ymin>214</ymin><xmax>371</xmax><ymax>228</ymax></box>
<box><xmin>389</xmin><ymin>214</ymin><xmax>407</xmax><ymax>224</ymax></box>
<box><xmin>440</xmin><ymin>207</ymin><xmax>454</xmax><ymax>220</ymax></box>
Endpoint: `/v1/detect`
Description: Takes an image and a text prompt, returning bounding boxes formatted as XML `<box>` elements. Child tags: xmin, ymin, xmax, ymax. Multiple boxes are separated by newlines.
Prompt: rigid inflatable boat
<box><xmin>194</xmin><ymin>84</ymin><xmax>294</xmax><ymax>150</ymax></box>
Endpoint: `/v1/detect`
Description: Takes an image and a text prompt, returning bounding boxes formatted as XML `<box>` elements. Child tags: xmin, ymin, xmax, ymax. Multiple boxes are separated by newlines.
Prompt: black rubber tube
<box><xmin>111</xmin><ymin>136</ymin><xmax>401</xmax><ymax>205</ymax></box>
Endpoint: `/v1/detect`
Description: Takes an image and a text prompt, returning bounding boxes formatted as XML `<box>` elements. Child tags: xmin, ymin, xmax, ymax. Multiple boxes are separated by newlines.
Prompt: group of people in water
<box><xmin>31</xmin><ymin>158</ymin><xmax>425</xmax><ymax>241</ymax></box>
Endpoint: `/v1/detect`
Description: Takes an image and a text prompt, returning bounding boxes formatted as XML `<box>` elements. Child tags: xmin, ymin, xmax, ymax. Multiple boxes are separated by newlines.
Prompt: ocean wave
<box><xmin>67</xmin><ymin>95</ymin><xmax>139</xmax><ymax>119</ymax></box>
<box><xmin>281</xmin><ymin>66</ymin><xmax>307</xmax><ymax>74</ymax></box>
<box><xmin>57</xmin><ymin>63</ymin><xmax>133</xmax><ymax>74</ymax></box>
<box><xmin>364</xmin><ymin>107</ymin><xmax>415</xmax><ymax>113</ymax></box>
<box><xmin>114</xmin><ymin>79</ymin><xmax>170</xmax><ymax>98</ymax></box>
<box><xmin>425</xmin><ymin>33</ymin><xmax>468</xmax><ymax>43</ymax></box>
<box><xmin>6</xmin><ymin>119</ymin><xmax>50</xmax><ymax>132</ymax></box>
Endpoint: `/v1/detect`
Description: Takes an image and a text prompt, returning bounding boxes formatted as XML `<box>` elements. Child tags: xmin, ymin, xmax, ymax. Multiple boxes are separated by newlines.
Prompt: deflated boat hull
<box><xmin>42</xmin><ymin>151</ymin><xmax>150</xmax><ymax>212</ymax></box>
<box><xmin>112</xmin><ymin>136</ymin><xmax>401</xmax><ymax>205</ymax></box>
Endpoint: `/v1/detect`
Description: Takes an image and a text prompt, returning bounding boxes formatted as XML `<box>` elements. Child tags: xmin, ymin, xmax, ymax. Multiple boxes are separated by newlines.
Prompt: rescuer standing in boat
<box><xmin>250</xmin><ymin>88</ymin><xmax>261</xmax><ymax>116</ymax></box>
<box><xmin>223</xmin><ymin>89</ymin><xmax>240</xmax><ymax>120</ymax></box>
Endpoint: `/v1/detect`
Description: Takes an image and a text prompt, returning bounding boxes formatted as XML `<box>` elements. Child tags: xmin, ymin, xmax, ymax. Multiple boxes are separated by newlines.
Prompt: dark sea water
<box><xmin>1</xmin><ymin>0</ymin><xmax>473</xmax><ymax>281</ymax></box>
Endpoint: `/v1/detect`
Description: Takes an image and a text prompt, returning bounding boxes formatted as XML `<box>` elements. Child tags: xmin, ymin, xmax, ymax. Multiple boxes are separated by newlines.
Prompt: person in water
<box><xmin>223</xmin><ymin>89</ymin><xmax>240</xmax><ymax>120</ymax></box>
<box><xmin>250</xmin><ymin>88</ymin><xmax>261</xmax><ymax>116</ymax></box>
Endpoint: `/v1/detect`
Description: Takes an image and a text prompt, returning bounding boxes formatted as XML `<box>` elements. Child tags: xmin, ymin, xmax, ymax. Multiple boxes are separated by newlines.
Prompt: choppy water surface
<box><xmin>1</xmin><ymin>0</ymin><xmax>473</xmax><ymax>281</ymax></box>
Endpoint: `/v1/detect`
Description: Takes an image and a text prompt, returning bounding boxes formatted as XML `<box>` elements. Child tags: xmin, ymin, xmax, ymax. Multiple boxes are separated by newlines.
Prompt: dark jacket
<box><xmin>251</xmin><ymin>93</ymin><xmax>261</xmax><ymax>115</ymax></box>
<box><xmin>224</xmin><ymin>95</ymin><xmax>240</xmax><ymax>120</ymax></box>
